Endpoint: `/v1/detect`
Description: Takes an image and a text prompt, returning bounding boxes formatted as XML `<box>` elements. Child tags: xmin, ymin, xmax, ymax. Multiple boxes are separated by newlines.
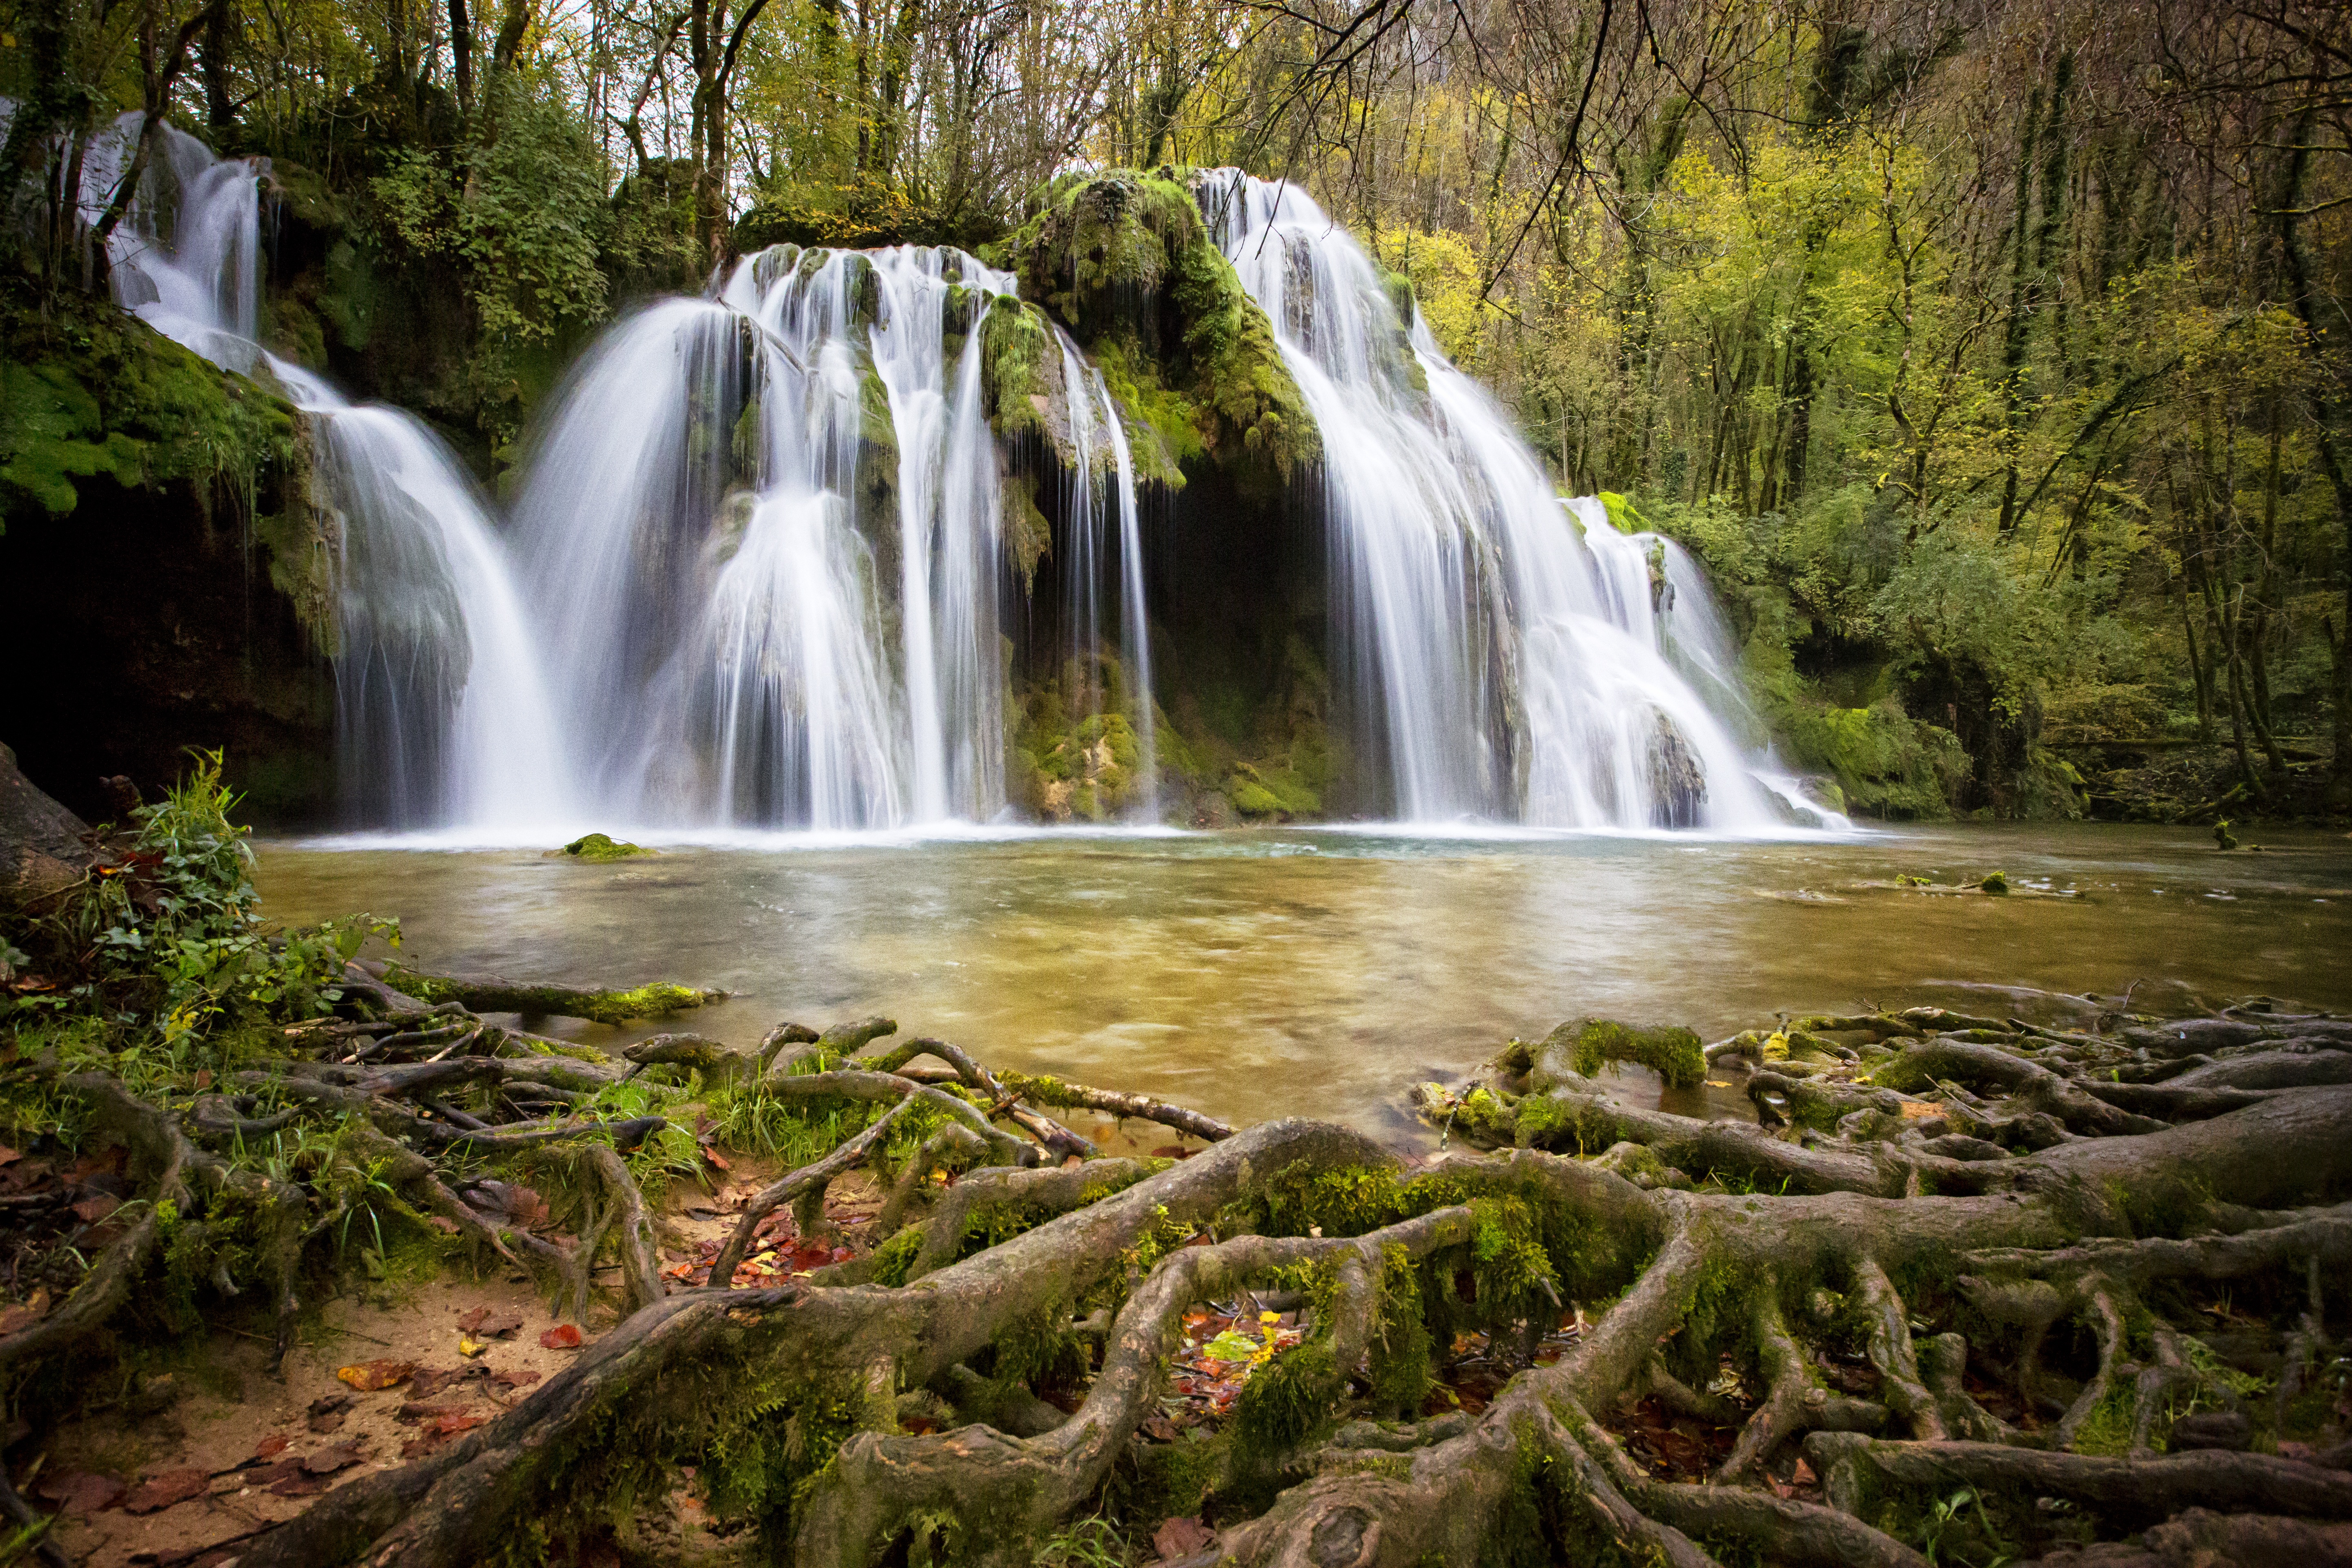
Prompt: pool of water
<box><xmin>252</xmin><ymin>822</ymin><xmax>2352</xmax><ymax>1140</ymax></box>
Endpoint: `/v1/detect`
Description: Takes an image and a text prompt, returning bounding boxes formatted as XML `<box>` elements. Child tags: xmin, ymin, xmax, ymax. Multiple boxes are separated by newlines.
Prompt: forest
<box><xmin>5</xmin><ymin>0</ymin><xmax>2349</xmax><ymax>826</ymax></box>
<box><xmin>2</xmin><ymin>0</ymin><xmax>2352</xmax><ymax>1566</ymax></box>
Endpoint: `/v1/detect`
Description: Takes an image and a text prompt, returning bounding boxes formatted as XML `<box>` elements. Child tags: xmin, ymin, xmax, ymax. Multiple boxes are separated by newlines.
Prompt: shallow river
<box><xmin>253</xmin><ymin>823</ymin><xmax>2352</xmax><ymax>1141</ymax></box>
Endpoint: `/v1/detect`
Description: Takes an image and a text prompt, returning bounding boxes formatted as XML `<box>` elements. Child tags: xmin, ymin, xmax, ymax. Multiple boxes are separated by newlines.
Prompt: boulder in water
<box><xmin>558</xmin><ymin>833</ymin><xmax>656</xmax><ymax>862</ymax></box>
<box><xmin>1646</xmin><ymin>715</ymin><xmax>1706</xmax><ymax>829</ymax></box>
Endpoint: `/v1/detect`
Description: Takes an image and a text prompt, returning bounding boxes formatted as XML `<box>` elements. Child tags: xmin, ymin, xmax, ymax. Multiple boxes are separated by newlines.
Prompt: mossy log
<box><xmin>383</xmin><ymin>963</ymin><xmax>718</xmax><ymax>1024</ymax></box>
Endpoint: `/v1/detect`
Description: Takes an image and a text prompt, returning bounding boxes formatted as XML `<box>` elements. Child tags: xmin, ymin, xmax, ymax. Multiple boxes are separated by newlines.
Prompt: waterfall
<box><xmin>1201</xmin><ymin>169</ymin><xmax>1812</xmax><ymax>831</ymax></box>
<box><xmin>1054</xmin><ymin>333</ymin><xmax>1160</xmax><ymax>820</ymax></box>
<box><xmin>77</xmin><ymin>117</ymin><xmax>572</xmax><ymax>829</ymax></box>
<box><xmin>512</xmin><ymin>245</ymin><xmax>1020</xmax><ymax>829</ymax></box>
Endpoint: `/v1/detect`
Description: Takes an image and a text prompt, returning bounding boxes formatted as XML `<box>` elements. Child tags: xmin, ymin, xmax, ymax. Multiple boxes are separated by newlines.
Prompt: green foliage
<box><xmin>9</xmin><ymin>753</ymin><xmax>395</xmax><ymax>1054</ymax></box>
<box><xmin>371</xmin><ymin>69</ymin><xmax>610</xmax><ymax>443</ymax></box>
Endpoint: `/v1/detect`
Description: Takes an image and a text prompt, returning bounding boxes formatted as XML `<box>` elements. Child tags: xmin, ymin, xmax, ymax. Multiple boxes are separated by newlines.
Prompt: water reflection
<box><xmin>252</xmin><ymin>823</ymin><xmax>2352</xmax><ymax>1137</ymax></box>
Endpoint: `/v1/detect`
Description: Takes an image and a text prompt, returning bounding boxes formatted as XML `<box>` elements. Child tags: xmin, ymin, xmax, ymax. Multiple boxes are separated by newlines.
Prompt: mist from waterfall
<box><xmin>1200</xmin><ymin>169</ymin><xmax>1814</xmax><ymax>831</ymax></box>
<box><xmin>78</xmin><ymin>116</ymin><xmax>570</xmax><ymax>830</ymax></box>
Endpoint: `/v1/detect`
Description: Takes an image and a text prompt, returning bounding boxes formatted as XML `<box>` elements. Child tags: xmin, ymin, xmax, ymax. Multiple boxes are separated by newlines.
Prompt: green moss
<box><xmin>561</xmin><ymin>832</ymin><xmax>657</xmax><ymax>861</ymax></box>
<box><xmin>1551</xmin><ymin>1019</ymin><xmax>1707</xmax><ymax>1089</ymax></box>
<box><xmin>1784</xmin><ymin>699</ymin><xmax>1970</xmax><ymax>821</ymax></box>
<box><xmin>2</xmin><ymin>305</ymin><xmax>298</xmax><ymax>524</ymax></box>
<box><xmin>1002</xmin><ymin>169</ymin><xmax>1318</xmax><ymax>490</ymax></box>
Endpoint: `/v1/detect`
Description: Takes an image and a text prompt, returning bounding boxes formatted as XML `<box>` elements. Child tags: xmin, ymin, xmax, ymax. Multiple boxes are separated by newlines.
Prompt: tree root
<box><xmin>20</xmin><ymin>983</ymin><xmax>2348</xmax><ymax>1568</ymax></box>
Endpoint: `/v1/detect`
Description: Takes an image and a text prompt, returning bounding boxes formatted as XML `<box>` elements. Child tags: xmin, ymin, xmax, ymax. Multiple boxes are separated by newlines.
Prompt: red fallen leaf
<box><xmin>1150</xmin><ymin>1146</ymin><xmax>1195</xmax><ymax>1160</ymax></box>
<box><xmin>1791</xmin><ymin>1457</ymin><xmax>1817</xmax><ymax>1486</ymax></box>
<box><xmin>192</xmin><ymin>1069</ymin><xmax>213</xmax><ymax>1090</ymax></box>
<box><xmin>244</xmin><ymin>1461</ymin><xmax>303</xmax><ymax>1487</ymax></box>
<box><xmin>539</xmin><ymin>1324</ymin><xmax>583</xmax><ymax>1350</ymax></box>
<box><xmin>703</xmin><ymin>1147</ymin><xmax>731</xmax><ymax>1171</ymax></box>
<box><xmin>254</xmin><ymin>1434</ymin><xmax>290</xmax><ymax>1460</ymax></box>
<box><xmin>302</xmin><ymin>1444</ymin><xmax>365</xmax><ymax>1475</ymax></box>
<box><xmin>394</xmin><ymin>1401</ymin><xmax>467</xmax><ymax>1425</ymax></box>
<box><xmin>38</xmin><ymin>1471</ymin><xmax>125</xmax><ymax>1514</ymax></box>
<box><xmin>1153</xmin><ymin>1516</ymin><xmax>1215</xmax><ymax>1559</ymax></box>
<box><xmin>337</xmin><ymin>1358</ymin><xmax>417</xmax><ymax>1390</ymax></box>
<box><xmin>430</xmin><ymin>1412</ymin><xmax>486</xmax><ymax>1437</ymax></box>
<box><xmin>491</xmin><ymin>1368</ymin><xmax>542</xmax><ymax>1390</ymax></box>
<box><xmin>0</xmin><ymin>1145</ymin><xmax>18</xmax><ymax>1165</ymax></box>
<box><xmin>71</xmin><ymin>1193</ymin><xmax>122</xmax><ymax>1224</ymax></box>
<box><xmin>269</xmin><ymin>1472</ymin><xmax>327</xmax><ymax>1498</ymax></box>
<box><xmin>122</xmin><ymin>1468</ymin><xmax>210</xmax><ymax>1514</ymax></box>
<box><xmin>1140</xmin><ymin>1415</ymin><xmax>1180</xmax><ymax>1442</ymax></box>
<box><xmin>409</xmin><ymin>1366</ymin><xmax>488</xmax><ymax>1397</ymax></box>
<box><xmin>0</xmin><ymin>1287</ymin><xmax>51</xmax><ymax>1336</ymax></box>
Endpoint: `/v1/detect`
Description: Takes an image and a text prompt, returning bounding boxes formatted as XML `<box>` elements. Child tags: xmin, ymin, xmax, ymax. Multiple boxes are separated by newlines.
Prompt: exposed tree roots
<box><xmin>7</xmin><ymin>983</ymin><xmax>2352</xmax><ymax>1566</ymax></box>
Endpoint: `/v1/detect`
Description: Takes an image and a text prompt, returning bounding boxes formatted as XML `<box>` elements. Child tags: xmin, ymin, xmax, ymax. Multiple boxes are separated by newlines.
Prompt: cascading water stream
<box><xmin>513</xmin><ymin>245</ymin><xmax>1020</xmax><ymax>829</ymax></box>
<box><xmin>1054</xmin><ymin>333</ymin><xmax>1160</xmax><ymax>821</ymax></box>
<box><xmin>74</xmin><ymin>117</ymin><xmax>572</xmax><ymax>829</ymax></box>
<box><xmin>1202</xmin><ymin>169</ymin><xmax>1815</xmax><ymax>830</ymax></box>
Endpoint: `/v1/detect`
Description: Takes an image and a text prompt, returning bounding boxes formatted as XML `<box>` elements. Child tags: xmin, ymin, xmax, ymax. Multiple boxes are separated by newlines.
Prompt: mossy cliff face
<box><xmin>0</xmin><ymin>298</ymin><xmax>336</xmax><ymax>823</ymax></box>
<box><xmin>985</xmin><ymin>172</ymin><xmax>1337</xmax><ymax>825</ymax></box>
<box><xmin>992</xmin><ymin>170</ymin><xmax>1318</xmax><ymax>494</ymax></box>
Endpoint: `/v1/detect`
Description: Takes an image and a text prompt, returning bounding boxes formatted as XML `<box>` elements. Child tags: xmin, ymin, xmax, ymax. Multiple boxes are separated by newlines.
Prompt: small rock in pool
<box><xmin>556</xmin><ymin>833</ymin><xmax>656</xmax><ymax>862</ymax></box>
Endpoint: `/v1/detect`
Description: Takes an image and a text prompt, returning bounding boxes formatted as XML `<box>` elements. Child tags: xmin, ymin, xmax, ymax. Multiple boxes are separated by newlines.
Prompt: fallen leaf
<box><xmin>245</xmin><ymin>1462</ymin><xmax>303</xmax><ymax>1487</ymax></box>
<box><xmin>490</xmin><ymin>1368</ymin><xmax>541</xmax><ymax>1390</ymax></box>
<box><xmin>38</xmin><ymin>1471</ymin><xmax>125</xmax><ymax>1513</ymax></box>
<box><xmin>703</xmin><ymin>1148</ymin><xmax>731</xmax><ymax>1172</ymax></box>
<box><xmin>394</xmin><ymin>1401</ymin><xmax>467</xmax><ymax>1425</ymax></box>
<box><xmin>0</xmin><ymin>1145</ymin><xmax>17</xmax><ymax>1165</ymax></box>
<box><xmin>0</xmin><ymin>1286</ymin><xmax>51</xmax><ymax>1336</ymax></box>
<box><xmin>1153</xmin><ymin>1515</ymin><xmax>1215</xmax><ymax>1559</ymax></box>
<box><xmin>254</xmin><ymin>1434</ymin><xmax>290</xmax><ymax>1460</ymax></box>
<box><xmin>1140</xmin><ymin>1415</ymin><xmax>1180</xmax><ymax>1441</ymax></box>
<box><xmin>1150</xmin><ymin>1145</ymin><xmax>1194</xmax><ymax>1160</ymax></box>
<box><xmin>337</xmin><ymin>1358</ymin><xmax>417</xmax><ymax>1391</ymax></box>
<box><xmin>1791</xmin><ymin>1457</ymin><xmax>1817</xmax><ymax>1486</ymax></box>
<box><xmin>268</xmin><ymin>1473</ymin><xmax>327</xmax><ymax>1499</ymax></box>
<box><xmin>307</xmin><ymin>1411</ymin><xmax>346</xmax><ymax>1435</ymax></box>
<box><xmin>307</xmin><ymin>1392</ymin><xmax>354</xmax><ymax>1417</ymax></box>
<box><xmin>302</xmin><ymin>1444</ymin><xmax>365</xmax><ymax>1475</ymax></box>
<box><xmin>408</xmin><ymin>1366</ymin><xmax>488</xmax><ymax>1397</ymax></box>
<box><xmin>123</xmin><ymin>1468</ymin><xmax>210</xmax><ymax>1514</ymax></box>
<box><xmin>71</xmin><ymin>1193</ymin><xmax>121</xmax><ymax>1224</ymax></box>
<box><xmin>192</xmin><ymin>1069</ymin><xmax>213</xmax><ymax>1090</ymax></box>
<box><xmin>475</xmin><ymin>1310</ymin><xmax>523</xmax><ymax>1337</ymax></box>
<box><xmin>539</xmin><ymin>1324</ymin><xmax>583</xmax><ymax>1350</ymax></box>
<box><xmin>430</xmin><ymin>1412</ymin><xmax>486</xmax><ymax>1437</ymax></box>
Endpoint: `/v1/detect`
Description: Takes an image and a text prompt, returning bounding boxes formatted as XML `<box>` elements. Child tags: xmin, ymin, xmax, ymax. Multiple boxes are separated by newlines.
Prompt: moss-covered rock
<box><xmin>1782</xmin><ymin>698</ymin><xmax>1971</xmax><ymax>820</ymax></box>
<box><xmin>559</xmin><ymin>832</ymin><xmax>657</xmax><ymax>862</ymax></box>
<box><xmin>999</xmin><ymin>170</ymin><xmax>1317</xmax><ymax>493</ymax></box>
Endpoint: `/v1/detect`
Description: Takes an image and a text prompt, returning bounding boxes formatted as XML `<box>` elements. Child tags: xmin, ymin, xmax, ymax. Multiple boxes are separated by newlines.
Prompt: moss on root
<box><xmin>1548</xmin><ymin>1019</ymin><xmax>1708</xmax><ymax>1090</ymax></box>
